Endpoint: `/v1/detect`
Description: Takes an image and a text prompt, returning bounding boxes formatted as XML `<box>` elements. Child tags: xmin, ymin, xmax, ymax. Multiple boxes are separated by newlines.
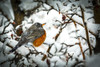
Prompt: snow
<box><xmin>0</xmin><ymin>0</ymin><xmax>15</xmax><ymax>20</ymax></box>
<box><xmin>72</xmin><ymin>15</ymin><xmax>84</xmax><ymax>24</ymax></box>
<box><xmin>51</xmin><ymin>56</ymin><xmax>66</xmax><ymax>67</ymax></box>
<box><xmin>0</xmin><ymin>52</ymin><xmax>8</xmax><ymax>63</ymax></box>
<box><xmin>0</xmin><ymin>42</ymin><xmax>3</xmax><ymax>52</ymax></box>
<box><xmin>16</xmin><ymin>46</ymin><xmax>29</xmax><ymax>56</ymax></box>
<box><xmin>87</xmin><ymin>22</ymin><xmax>100</xmax><ymax>34</ymax></box>
<box><xmin>86</xmin><ymin>53</ymin><xmax>100</xmax><ymax>67</ymax></box>
<box><xmin>0</xmin><ymin>0</ymin><xmax>100</xmax><ymax>67</ymax></box>
<box><xmin>0</xmin><ymin>16</ymin><xmax>8</xmax><ymax>33</ymax></box>
<box><xmin>19</xmin><ymin>1</ymin><xmax>42</xmax><ymax>11</ymax></box>
<box><xmin>43</xmin><ymin>3</ymin><xmax>51</xmax><ymax>10</ymax></box>
<box><xmin>30</xmin><ymin>54</ymin><xmax>48</xmax><ymax>67</ymax></box>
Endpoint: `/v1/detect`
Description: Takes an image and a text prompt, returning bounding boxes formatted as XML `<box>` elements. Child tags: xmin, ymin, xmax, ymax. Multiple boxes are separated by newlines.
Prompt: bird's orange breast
<box><xmin>33</xmin><ymin>31</ymin><xmax>46</xmax><ymax>47</ymax></box>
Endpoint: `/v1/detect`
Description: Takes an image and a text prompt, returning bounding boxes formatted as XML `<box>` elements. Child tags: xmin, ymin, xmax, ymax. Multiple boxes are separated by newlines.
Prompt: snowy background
<box><xmin>0</xmin><ymin>0</ymin><xmax>100</xmax><ymax>67</ymax></box>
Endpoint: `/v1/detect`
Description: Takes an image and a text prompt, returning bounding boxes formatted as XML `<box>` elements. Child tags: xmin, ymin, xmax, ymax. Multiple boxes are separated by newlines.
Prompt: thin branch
<box><xmin>72</xmin><ymin>60</ymin><xmax>85</xmax><ymax>67</ymax></box>
<box><xmin>69</xmin><ymin>30</ymin><xmax>79</xmax><ymax>34</ymax></box>
<box><xmin>62</xmin><ymin>14</ymin><xmax>74</xmax><ymax>29</ymax></box>
<box><xmin>74</xmin><ymin>36</ymin><xmax>87</xmax><ymax>41</ymax></box>
<box><xmin>66</xmin><ymin>13</ymin><xmax>82</xmax><ymax>18</ymax></box>
<box><xmin>42</xmin><ymin>43</ymin><xmax>54</xmax><ymax>61</ymax></box>
<box><xmin>54</xmin><ymin>61</ymin><xmax>57</xmax><ymax>67</ymax></box>
<box><xmin>54</xmin><ymin>28</ymin><xmax>62</xmax><ymax>41</ymax></box>
<box><xmin>80</xmin><ymin>5</ymin><xmax>92</xmax><ymax>55</ymax></box>
<box><xmin>59</xmin><ymin>44</ymin><xmax>64</xmax><ymax>52</ymax></box>
<box><xmin>65</xmin><ymin>14</ymin><xmax>96</xmax><ymax>36</ymax></box>
<box><xmin>46</xmin><ymin>59</ymin><xmax>50</xmax><ymax>67</ymax></box>
<box><xmin>54</xmin><ymin>14</ymin><xmax>74</xmax><ymax>41</ymax></box>
<box><xmin>61</xmin><ymin>43</ymin><xmax>76</xmax><ymax>47</ymax></box>
<box><xmin>6</xmin><ymin>43</ymin><xmax>13</xmax><ymax>48</ymax></box>
<box><xmin>69</xmin><ymin>13</ymin><xmax>85</xmax><ymax>60</ymax></box>
<box><xmin>78</xmin><ymin>38</ymin><xmax>85</xmax><ymax>60</ymax></box>
<box><xmin>0</xmin><ymin>22</ymin><xmax>11</xmax><ymax>35</ymax></box>
<box><xmin>0</xmin><ymin>8</ymin><xmax>10</xmax><ymax>21</ymax></box>
<box><xmin>56</xmin><ymin>3</ymin><xmax>60</xmax><ymax>14</ymax></box>
<box><xmin>87</xmin><ymin>16</ymin><xmax>94</xmax><ymax>20</ymax></box>
<box><xmin>0</xmin><ymin>17</ymin><xmax>4</xmax><ymax>27</ymax></box>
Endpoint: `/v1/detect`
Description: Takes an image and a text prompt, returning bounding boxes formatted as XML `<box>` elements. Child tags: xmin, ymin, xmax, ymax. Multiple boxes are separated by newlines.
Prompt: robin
<box><xmin>10</xmin><ymin>22</ymin><xmax>46</xmax><ymax>52</ymax></box>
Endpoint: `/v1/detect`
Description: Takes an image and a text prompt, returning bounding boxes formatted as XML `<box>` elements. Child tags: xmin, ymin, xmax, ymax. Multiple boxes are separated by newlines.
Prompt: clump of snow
<box><xmin>0</xmin><ymin>0</ymin><xmax>15</xmax><ymax>20</ymax></box>
<box><xmin>86</xmin><ymin>53</ymin><xmax>100</xmax><ymax>67</ymax></box>
<box><xmin>8</xmin><ymin>53</ymin><xmax>15</xmax><ymax>60</ymax></box>
<box><xmin>19</xmin><ymin>1</ymin><xmax>42</xmax><ymax>11</ymax></box>
<box><xmin>17</xmin><ymin>46</ymin><xmax>29</xmax><ymax>56</ymax></box>
<box><xmin>0</xmin><ymin>42</ymin><xmax>3</xmax><ymax>52</ymax></box>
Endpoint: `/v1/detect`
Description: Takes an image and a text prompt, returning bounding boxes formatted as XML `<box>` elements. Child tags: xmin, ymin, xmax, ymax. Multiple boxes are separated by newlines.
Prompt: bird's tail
<box><xmin>9</xmin><ymin>45</ymin><xmax>18</xmax><ymax>52</ymax></box>
<box><xmin>9</xmin><ymin>38</ymin><xmax>26</xmax><ymax>53</ymax></box>
<box><xmin>9</xmin><ymin>41</ymin><xmax>22</xmax><ymax>52</ymax></box>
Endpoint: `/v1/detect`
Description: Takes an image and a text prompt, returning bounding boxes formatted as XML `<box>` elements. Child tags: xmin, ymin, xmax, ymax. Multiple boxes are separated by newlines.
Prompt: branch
<box><xmin>65</xmin><ymin>15</ymin><xmax>96</xmax><ymax>36</ymax></box>
<box><xmin>42</xmin><ymin>43</ymin><xmax>54</xmax><ymax>61</ymax></box>
<box><xmin>0</xmin><ymin>8</ymin><xmax>10</xmax><ymax>21</ymax></box>
<box><xmin>61</xmin><ymin>43</ymin><xmax>76</xmax><ymax>47</ymax></box>
<box><xmin>54</xmin><ymin>14</ymin><xmax>74</xmax><ymax>41</ymax></box>
<box><xmin>0</xmin><ymin>22</ymin><xmax>11</xmax><ymax>35</ymax></box>
<box><xmin>80</xmin><ymin>6</ymin><xmax>92</xmax><ymax>55</ymax></box>
<box><xmin>68</xmin><ymin>13</ymin><xmax>85</xmax><ymax>60</ymax></box>
<box><xmin>0</xmin><ymin>17</ymin><xmax>4</xmax><ymax>27</ymax></box>
<box><xmin>56</xmin><ymin>3</ymin><xmax>60</xmax><ymax>14</ymax></box>
<box><xmin>72</xmin><ymin>60</ymin><xmax>85</xmax><ymax>67</ymax></box>
<box><xmin>78</xmin><ymin>38</ymin><xmax>85</xmax><ymax>60</ymax></box>
<box><xmin>54</xmin><ymin>28</ymin><xmax>62</xmax><ymax>41</ymax></box>
<box><xmin>66</xmin><ymin>13</ymin><xmax>82</xmax><ymax>18</ymax></box>
<box><xmin>69</xmin><ymin>30</ymin><xmax>79</xmax><ymax>34</ymax></box>
<box><xmin>78</xmin><ymin>45</ymin><xmax>94</xmax><ymax>57</ymax></box>
<box><xmin>74</xmin><ymin>36</ymin><xmax>87</xmax><ymax>41</ymax></box>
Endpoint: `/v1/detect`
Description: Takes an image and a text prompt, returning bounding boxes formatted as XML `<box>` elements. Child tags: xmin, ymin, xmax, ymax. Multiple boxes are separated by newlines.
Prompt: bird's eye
<box><xmin>36</xmin><ymin>23</ymin><xmax>42</xmax><ymax>27</ymax></box>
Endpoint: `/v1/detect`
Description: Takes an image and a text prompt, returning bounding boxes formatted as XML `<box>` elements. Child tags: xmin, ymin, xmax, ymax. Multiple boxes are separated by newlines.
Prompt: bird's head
<box><xmin>34</xmin><ymin>22</ymin><xmax>46</xmax><ymax>29</ymax></box>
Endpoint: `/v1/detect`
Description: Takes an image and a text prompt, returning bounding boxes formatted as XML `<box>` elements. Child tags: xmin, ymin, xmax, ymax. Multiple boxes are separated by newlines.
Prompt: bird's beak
<box><xmin>42</xmin><ymin>23</ymin><xmax>46</xmax><ymax>27</ymax></box>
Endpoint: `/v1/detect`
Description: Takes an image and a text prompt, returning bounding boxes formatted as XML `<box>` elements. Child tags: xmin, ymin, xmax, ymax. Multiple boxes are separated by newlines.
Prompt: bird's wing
<box><xmin>21</xmin><ymin>24</ymin><xmax>36</xmax><ymax>37</ymax></box>
<box><xmin>21</xmin><ymin>29</ymin><xmax>35</xmax><ymax>38</ymax></box>
<box><xmin>15</xmin><ymin>29</ymin><xmax>34</xmax><ymax>46</ymax></box>
<box><xmin>26</xmin><ymin>29</ymin><xmax>45</xmax><ymax>41</ymax></box>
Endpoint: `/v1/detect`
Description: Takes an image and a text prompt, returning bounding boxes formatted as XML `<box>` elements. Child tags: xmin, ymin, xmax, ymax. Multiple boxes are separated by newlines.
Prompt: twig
<box><xmin>78</xmin><ymin>45</ymin><xmax>94</xmax><ymax>57</ymax></box>
<box><xmin>78</xmin><ymin>38</ymin><xmax>85</xmax><ymax>60</ymax></box>
<box><xmin>74</xmin><ymin>36</ymin><xmax>87</xmax><ymax>41</ymax></box>
<box><xmin>66</xmin><ymin>13</ymin><xmax>82</xmax><ymax>18</ymax></box>
<box><xmin>89</xmin><ymin>30</ymin><xmax>96</xmax><ymax>36</ymax></box>
<box><xmin>87</xmin><ymin>16</ymin><xmax>94</xmax><ymax>20</ymax></box>
<box><xmin>61</xmin><ymin>43</ymin><xmax>75</xmax><ymax>47</ymax></box>
<box><xmin>54</xmin><ymin>28</ymin><xmax>62</xmax><ymax>41</ymax></box>
<box><xmin>0</xmin><ymin>22</ymin><xmax>11</xmax><ymax>35</ymax></box>
<box><xmin>6</xmin><ymin>43</ymin><xmax>13</xmax><ymax>48</ymax></box>
<box><xmin>72</xmin><ymin>60</ymin><xmax>85</xmax><ymax>67</ymax></box>
<box><xmin>80</xmin><ymin>6</ymin><xmax>92</xmax><ymax>55</ymax></box>
<box><xmin>54</xmin><ymin>14</ymin><xmax>74</xmax><ymax>41</ymax></box>
<box><xmin>31</xmin><ymin>46</ymin><xmax>45</xmax><ymax>56</ymax></box>
<box><xmin>59</xmin><ymin>44</ymin><xmax>64</xmax><ymax>52</ymax></box>
<box><xmin>0</xmin><ymin>8</ymin><xmax>10</xmax><ymax>21</ymax></box>
<box><xmin>69</xmin><ymin>30</ymin><xmax>79</xmax><ymax>34</ymax></box>
<box><xmin>46</xmin><ymin>59</ymin><xmax>50</xmax><ymax>67</ymax></box>
<box><xmin>0</xmin><ymin>17</ymin><xmax>4</xmax><ymax>27</ymax></box>
<box><xmin>69</xmin><ymin>13</ymin><xmax>85</xmax><ymax>60</ymax></box>
<box><xmin>65</xmin><ymin>15</ymin><xmax>96</xmax><ymax>36</ymax></box>
<box><xmin>62</xmin><ymin>14</ymin><xmax>74</xmax><ymax>29</ymax></box>
<box><xmin>54</xmin><ymin>61</ymin><xmax>57</xmax><ymax>67</ymax></box>
<box><xmin>56</xmin><ymin>3</ymin><xmax>60</xmax><ymax>14</ymax></box>
<box><xmin>42</xmin><ymin>43</ymin><xmax>54</xmax><ymax>61</ymax></box>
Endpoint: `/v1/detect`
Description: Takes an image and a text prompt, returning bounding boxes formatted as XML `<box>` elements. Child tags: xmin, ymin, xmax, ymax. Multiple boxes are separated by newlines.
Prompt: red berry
<box><xmin>62</xmin><ymin>15</ymin><xmax>66</xmax><ymax>21</ymax></box>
